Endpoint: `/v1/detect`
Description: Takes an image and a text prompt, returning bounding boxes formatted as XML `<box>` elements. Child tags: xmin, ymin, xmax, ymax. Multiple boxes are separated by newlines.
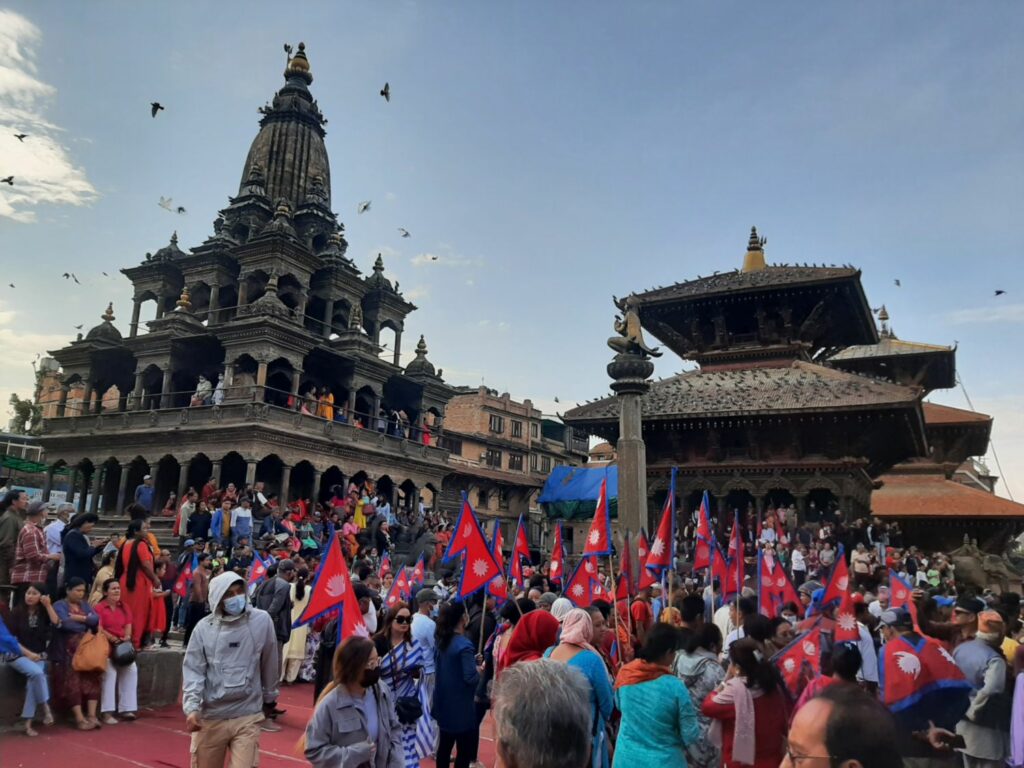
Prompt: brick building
<box><xmin>439</xmin><ymin>386</ymin><xmax>589</xmax><ymax>544</ymax></box>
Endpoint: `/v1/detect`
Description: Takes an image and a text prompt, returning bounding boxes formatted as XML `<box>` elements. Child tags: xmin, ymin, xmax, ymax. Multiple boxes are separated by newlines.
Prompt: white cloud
<box><xmin>0</xmin><ymin>10</ymin><xmax>97</xmax><ymax>222</ymax></box>
<box><xmin>384</xmin><ymin>192</ymin><xmax>397</xmax><ymax>202</ymax></box>
<box><xmin>410</xmin><ymin>250</ymin><xmax>483</xmax><ymax>268</ymax></box>
<box><xmin>403</xmin><ymin>285</ymin><xmax>429</xmax><ymax>301</ymax></box>
<box><xmin>0</xmin><ymin>301</ymin><xmax>70</xmax><ymax>427</ymax></box>
<box><xmin>946</xmin><ymin>303</ymin><xmax>1024</xmax><ymax>325</ymax></box>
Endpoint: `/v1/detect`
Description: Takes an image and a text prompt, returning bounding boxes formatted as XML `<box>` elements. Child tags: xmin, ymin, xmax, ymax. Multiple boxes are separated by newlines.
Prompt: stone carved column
<box><xmin>130</xmin><ymin>298</ymin><xmax>142</xmax><ymax>338</ymax></box>
<box><xmin>280</xmin><ymin>464</ymin><xmax>293</xmax><ymax>505</ymax></box>
<box><xmin>88</xmin><ymin>464</ymin><xmax>103</xmax><ymax>515</ymax></box>
<box><xmin>177</xmin><ymin>460</ymin><xmax>191</xmax><ymax>503</ymax></box>
<box><xmin>211</xmin><ymin>460</ymin><xmax>222</xmax><ymax>488</ymax></box>
<box><xmin>116</xmin><ymin>464</ymin><xmax>131</xmax><ymax>514</ymax></box>
<box><xmin>245</xmin><ymin>460</ymin><xmax>257</xmax><ymax>488</ymax></box>
<box><xmin>160</xmin><ymin>367</ymin><xmax>173</xmax><ymax>409</ymax></box>
<box><xmin>57</xmin><ymin>385</ymin><xmax>69</xmax><ymax>418</ymax></box>
<box><xmin>208</xmin><ymin>284</ymin><xmax>220</xmax><ymax>326</ymax></box>
<box><xmin>322</xmin><ymin>299</ymin><xmax>335</xmax><ymax>339</ymax></box>
<box><xmin>42</xmin><ymin>465</ymin><xmax>55</xmax><ymax>502</ymax></box>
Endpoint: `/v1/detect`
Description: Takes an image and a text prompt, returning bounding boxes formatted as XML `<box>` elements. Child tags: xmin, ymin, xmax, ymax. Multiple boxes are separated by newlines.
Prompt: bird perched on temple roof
<box><xmin>358</xmin><ymin>201</ymin><xmax>371</xmax><ymax>214</ymax></box>
<box><xmin>380</xmin><ymin>82</ymin><xmax>390</xmax><ymax>102</ymax></box>
<box><xmin>14</xmin><ymin>133</ymin><xmax>26</xmax><ymax>142</ymax></box>
<box><xmin>150</xmin><ymin>102</ymin><xmax>164</xmax><ymax>117</ymax></box>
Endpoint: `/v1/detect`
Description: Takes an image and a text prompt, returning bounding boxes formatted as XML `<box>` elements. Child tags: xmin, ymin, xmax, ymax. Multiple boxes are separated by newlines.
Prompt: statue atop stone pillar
<box><xmin>607</xmin><ymin>294</ymin><xmax>658</xmax><ymax>584</ymax></box>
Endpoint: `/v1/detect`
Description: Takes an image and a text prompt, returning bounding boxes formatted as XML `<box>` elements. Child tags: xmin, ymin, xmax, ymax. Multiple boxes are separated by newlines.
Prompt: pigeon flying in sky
<box><xmin>158</xmin><ymin>197</ymin><xmax>173</xmax><ymax>212</ymax></box>
<box><xmin>177</xmin><ymin>206</ymin><xmax>187</xmax><ymax>215</ymax></box>
<box><xmin>14</xmin><ymin>134</ymin><xmax>27</xmax><ymax>142</ymax></box>
<box><xmin>995</xmin><ymin>290</ymin><xmax>1006</xmax><ymax>297</ymax></box>
<box><xmin>151</xmin><ymin>102</ymin><xmax>165</xmax><ymax>117</ymax></box>
<box><xmin>73</xmin><ymin>324</ymin><xmax>83</xmax><ymax>330</ymax></box>
<box><xmin>357</xmin><ymin>201</ymin><xmax>371</xmax><ymax>214</ymax></box>
<box><xmin>1</xmin><ymin>176</ymin><xmax>13</xmax><ymax>185</ymax></box>
<box><xmin>380</xmin><ymin>82</ymin><xmax>390</xmax><ymax>102</ymax></box>
<box><xmin>894</xmin><ymin>279</ymin><xmax>901</xmax><ymax>287</ymax></box>
<box><xmin>398</xmin><ymin>228</ymin><xmax>410</xmax><ymax>238</ymax></box>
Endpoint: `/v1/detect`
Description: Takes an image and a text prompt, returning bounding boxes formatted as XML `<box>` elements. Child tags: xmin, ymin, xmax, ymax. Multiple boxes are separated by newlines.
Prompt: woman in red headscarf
<box><xmin>500</xmin><ymin>610</ymin><xmax>560</xmax><ymax>673</ymax></box>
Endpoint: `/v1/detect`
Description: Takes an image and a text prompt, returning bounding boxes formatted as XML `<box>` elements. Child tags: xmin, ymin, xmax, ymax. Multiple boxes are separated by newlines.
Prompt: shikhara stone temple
<box><xmin>564</xmin><ymin>229</ymin><xmax>1024</xmax><ymax>550</ymax></box>
<box><xmin>36</xmin><ymin>43</ymin><xmax>458</xmax><ymax>516</ymax></box>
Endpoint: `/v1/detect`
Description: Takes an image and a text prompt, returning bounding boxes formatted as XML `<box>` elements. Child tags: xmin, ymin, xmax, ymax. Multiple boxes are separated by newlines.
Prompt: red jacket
<box><xmin>702</xmin><ymin>686</ymin><xmax>790</xmax><ymax>768</ymax></box>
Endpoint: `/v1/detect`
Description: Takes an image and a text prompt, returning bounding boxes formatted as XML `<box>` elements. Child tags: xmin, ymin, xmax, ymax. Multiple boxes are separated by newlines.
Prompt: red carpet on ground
<box><xmin>0</xmin><ymin>683</ymin><xmax>496</xmax><ymax>767</ymax></box>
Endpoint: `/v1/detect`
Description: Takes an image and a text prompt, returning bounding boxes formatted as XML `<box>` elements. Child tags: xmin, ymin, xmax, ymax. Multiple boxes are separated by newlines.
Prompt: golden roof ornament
<box><xmin>741</xmin><ymin>226</ymin><xmax>767</xmax><ymax>273</ymax></box>
<box><xmin>101</xmin><ymin>302</ymin><xmax>115</xmax><ymax>323</ymax></box>
<box><xmin>283</xmin><ymin>42</ymin><xmax>313</xmax><ymax>84</ymax></box>
<box><xmin>176</xmin><ymin>286</ymin><xmax>192</xmax><ymax>312</ymax></box>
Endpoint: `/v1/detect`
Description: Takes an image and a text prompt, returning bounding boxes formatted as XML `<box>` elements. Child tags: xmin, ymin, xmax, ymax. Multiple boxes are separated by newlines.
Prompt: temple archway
<box><xmin>376</xmin><ymin>475</ymin><xmax>395</xmax><ymax>507</ymax></box>
<box><xmin>291</xmin><ymin>460</ymin><xmax>315</xmax><ymax>503</ymax></box>
<box><xmin>322</xmin><ymin>466</ymin><xmax>345</xmax><ymax>503</ymax></box>
<box><xmin>99</xmin><ymin>457</ymin><xmax>120</xmax><ymax>513</ymax></box>
<box><xmin>221</xmin><ymin>451</ymin><xmax>246</xmax><ymax>489</ymax></box>
<box><xmin>154</xmin><ymin>454</ymin><xmax>181</xmax><ymax>513</ymax></box>
<box><xmin>256</xmin><ymin>454</ymin><xmax>284</xmax><ymax>496</ymax></box>
<box><xmin>398</xmin><ymin>479</ymin><xmax>417</xmax><ymax>511</ymax></box>
<box><xmin>187</xmin><ymin>453</ymin><xmax>213</xmax><ymax>494</ymax></box>
<box><xmin>807</xmin><ymin>488</ymin><xmax>840</xmax><ymax>523</ymax></box>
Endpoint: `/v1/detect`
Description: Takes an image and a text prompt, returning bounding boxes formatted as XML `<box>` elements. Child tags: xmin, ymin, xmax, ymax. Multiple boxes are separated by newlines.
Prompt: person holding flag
<box><xmin>548</xmin><ymin>523</ymin><xmax>566</xmax><ymax>587</ymax></box>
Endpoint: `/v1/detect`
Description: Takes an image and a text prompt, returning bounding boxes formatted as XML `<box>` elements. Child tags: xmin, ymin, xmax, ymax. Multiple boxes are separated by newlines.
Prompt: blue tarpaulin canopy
<box><xmin>538</xmin><ymin>465</ymin><xmax>618</xmax><ymax>521</ymax></box>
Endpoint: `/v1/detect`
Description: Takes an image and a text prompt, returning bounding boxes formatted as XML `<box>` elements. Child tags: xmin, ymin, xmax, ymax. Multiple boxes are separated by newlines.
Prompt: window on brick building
<box><xmin>499</xmin><ymin>488</ymin><xmax>510</xmax><ymax>507</ymax></box>
<box><xmin>530</xmin><ymin>453</ymin><xmax>539</xmax><ymax>471</ymax></box>
<box><xmin>511</xmin><ymin>420</ymin><xmax>523</xmax><ymax>438</ymax></box>
<box><xmin>486</xmin><ymin>448</ymin><xmax>503</xmax><ymax>468</ymax></box>
<box><xmin>509</xmin><ymin>453</ymin><xmax>524</xmax><ymax>471</ymax></box>
<box><xmin>541</xmin><ymin>456</ymin><xmax>551</xmax><ymax>472</ymax></box>
<box><xmin>478</xmin><ymin>489</ymin><xmax>488</xmax><ymax>508</ymax></box>
<box><xmin>489</xmin><ymin>414</ymin><xmax>504</xmax><ymax>434</ymax></box>
<box><xmin>530</xmin><ymin>423</ymin><xmax>539</xmax><ymax>439</ymax></box>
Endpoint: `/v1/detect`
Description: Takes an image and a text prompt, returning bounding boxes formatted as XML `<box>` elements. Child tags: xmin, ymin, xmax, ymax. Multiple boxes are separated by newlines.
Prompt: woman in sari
<box><xmin>88</xmin><ymin>550</ymin><xmax>117</xmax><ymax>606</ymax></box>
<box><xmin>114</xmin><ymin>519</ymin><xmax>161</xmax><ymax>650</ymax></box>
<box><xmin>283</xmin><ymin>568</ymin><xmax>311</xmax><ymax>683</ymax></box>
<box><xmin>50</xmin><ymin>577</ymin><xmax>102</xmax><ymax>729</ymax></box>
<box><xmin>674</xmin><ymin>623</ymin><xmax>725</xmax><ymax>768</ymax></box>
<box><xmin>373</xmin><ymin>602</ymin><xmax>425</xmax><ymax>768</ymax></box>
<box><xmin>317</xmin><ymin>386</ymin><xmax>334</xmax><ymax>421</ymax></box>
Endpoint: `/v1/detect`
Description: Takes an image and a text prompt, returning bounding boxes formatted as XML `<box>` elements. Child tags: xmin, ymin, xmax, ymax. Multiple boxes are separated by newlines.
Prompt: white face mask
<box><xmin>223</xmin><ymin>594</ymin><xmax>247</xmax><ymax>615</ymax></box>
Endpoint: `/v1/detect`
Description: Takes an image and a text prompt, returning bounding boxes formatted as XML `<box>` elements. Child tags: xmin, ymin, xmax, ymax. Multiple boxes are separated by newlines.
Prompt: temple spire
<box><xmin>741</xmin><ymin>226</ymin><xmax>766</xmax><ymax>273</ymax></box>
<box><xmin>283</xmin><ymin>42</ymin><xmax>312</xmax><ymax>85</ymax></box>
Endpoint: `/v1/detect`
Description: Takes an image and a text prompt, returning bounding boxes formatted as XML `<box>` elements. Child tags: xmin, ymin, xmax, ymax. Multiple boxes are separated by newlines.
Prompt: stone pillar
<box><xmin>131</xmin><ymin>370</ymin><xmax>145</xmax><ymax>411</ymax></box>
<box><xmin>130</xmin><ymin>298</ymin><xmax>142</xmax><ymax>338</ymax></box>
<box><xmin>245</xmin><ymin>460</ymin><xmax>257</xmax><ymax>488</ymax></box>
<box><xmin>795</xmin><ymin>494</ymin><xmax>808</xmax><ymax>525</ymax></box>
<box><xmin>76</xmin><ymin>473</ymin><xmax>87</xmax><ymax>514</ymax></box>
<box><xmin>372</xmin><ymin>394</ymin><xmax>382</xmax><ymax>426</ymax></box>
<box><xmin>116</xmin><ymin>464</ymin><xmax>131</xmax><ymax>514</ymax></box>
<box><xmin>322</xmin><ymin>299</ymin><xmax>335</xmax><ymax>338</ymax></box>
<box><xmin>296</xmin><ymin>293</ymin><xmax>308</xmax><ymax>322</ymax></box>
<box><xmin>280</xmin><ymin>464</ymin><xmax>292</xmax><ymax>505</ymax></box>
<box><xmin>69</xmin><ymin>468</ymin><xmax>79</xmax><ymax>507</ymax></box>
<box><xmin>348</xmin><ymin>388</ymin><xmax>357</xmax><ymax>419</ymax></box>
<box><xmin>211</xmin><ymin>460</ymin><xmax>223</xmax><ymax>488</ymax></box>
<box><xmin>290</xmin><ymin>369</ymin><xmax>302</xmax><ymax>398</ymax></box>
<box><xmin>93</xmin><ymin>388</ymin><xmax>103</xmax><ymax>415</ymax></box>
<box><xmin>81</xmin><ymin>380</ymin><xmax>94</xmax><ymax>416</ymax></box>
<box><xmin>256</xmin><ymin>361</ymin><xmax>268</xmax><ymax>387</ymax></box>
<box><xmin>311</xmin><ymin>468</ymin><xmax>322</xmax><ymax>503</ymax></box>
<box><xmin>160</xmin><ymin>367</ymin><xmax>173</xmax><ymax>409</ymax></box>
<box><xmin>57</xmin><ymin>385</ymin><xmax>69</xmax><ymax>418</ymax></box>
<box><xmin>237</xmin><ymin>280</ymin><xmax>248</xmax><ymax>307</ymax></box>
<box><xmin>208</xmin><ymin>284</ymin><xmax>221</xmax><ymax>325</ymax></box>
<box><xmin>393</xmin><ymin>329</ymin><xmax>403</xmax><ymax>367</ymax></box>
<box><xmin>88</xmin><ymin>464</ymin><xmax>103</xmax><ymax>515</ymax></box>
<box><xmin>155</xmin><ymin>295</ymin><xmax>166</xmax><ymax>319</ymax></box>
<box><xmin>42</xmin><ymin>465</ymin><xmax>55</xmax><ymax>502</ymax></box>
<box><xmin>608</xmin><ymin>352</ymin><xmax>654</xmax><ymax>538</ymax></box>
<box><xmin>177</xmin><ymin>459</ymin><xmax>191</xmax><ymax>502</ymax></box>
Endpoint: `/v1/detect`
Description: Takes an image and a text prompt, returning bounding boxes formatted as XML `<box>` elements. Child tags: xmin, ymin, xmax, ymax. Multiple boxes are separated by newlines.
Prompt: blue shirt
<box><xmin>432</xmin><ymin>635</ymin><xmax>479</xmax><ymax>733</ymax></box>
<box><xmin>134</xmin><ymin>483</ymin><xmax>154</xmax><ymax>511</ymax></box>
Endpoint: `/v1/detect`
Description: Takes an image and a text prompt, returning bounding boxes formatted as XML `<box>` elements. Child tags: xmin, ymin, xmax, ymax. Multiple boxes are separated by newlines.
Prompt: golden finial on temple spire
<box><xmin>741</xmin><ymin>226</ymin><xmax>767</xmax><ymax>273</ymax></box>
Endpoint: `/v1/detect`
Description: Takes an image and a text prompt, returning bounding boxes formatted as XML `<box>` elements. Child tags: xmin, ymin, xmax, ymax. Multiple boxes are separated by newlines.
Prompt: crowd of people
<box><xmin>3</xmin><ymin>482</ymin><xmax>1024</xmax><ymax>768</ymax></box>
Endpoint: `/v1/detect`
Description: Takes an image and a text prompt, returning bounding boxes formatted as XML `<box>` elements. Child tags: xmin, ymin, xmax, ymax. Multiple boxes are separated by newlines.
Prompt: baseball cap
<box><xmin>183</xmin><ymin>538</ymin><xmax>196</xmax><ymax>547</ymax></box>
<box><xmin>955</xmin><ymin>595</ymin><xmax>986</xmax><ymax>615</ymax></box>
<box><xmin>415</xmin><ymin>588</ymin><xmax>438</xmax><ymax>606</ymax></box>
<box><xmin>879</xmin><ymin>608</ymin><xmax>913</xmax><ymax>630</ymax></box>
<box><xmin>143</xmin><ymin>474</ymin><xmax>151</xmax><ymax>480</ymax></box>
<box><xmin>27</xmin><ymin>500</ymin><xmax>50</xmax><ymax>516</ymax></box>
<box><xmin>978</xmin><ymin>610</ymin><xmax>1004</xmax><ymax>634</ymax></box>
<box><xmin>537</xmin><ymin>592</ymin><xmax>557</xmax><ymax>608</ymax></box>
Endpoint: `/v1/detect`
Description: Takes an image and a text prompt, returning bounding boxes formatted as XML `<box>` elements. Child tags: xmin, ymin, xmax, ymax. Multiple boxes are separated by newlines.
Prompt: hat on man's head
<box><xmin>27</xmin><ymin>500</ymin><xmax>50</xmax><ymax>516</ymax></box>
<box><xmin>415</xmin><ymin>588</ymin><xmax>438</xmax><ymax>606</ymax></box>
<box><xmin>798</xmin><ymin>580</ymin><xmax>823</xmax><ymax>595</ymax></box>
<box><xmin>955</xmin><ymin>595</ymin><xmax>986</xmax><ymax>615</ymax></box>
<box><xmin>537</xmin><ymin>592</ymin><xmax>557</xmax><ymax>608</ymax></box>
<box><xmin>183</xmin><ymin>538</ymin><xmax>196</xmax><ymax>547</ymax></box>
<box><xmin>143</xmin><ymin>474</ymin><xmax>151</xmax><ymax>480</ymax></box>
<box><xmin>978</xmin><ymin>610</ymin><xmax>1005</xmax><ymax>635</ymax></box>
<box><xmin>879</xmin><ymin>608</ymin><xmax>914</xmax><ymax>630</ymax></box>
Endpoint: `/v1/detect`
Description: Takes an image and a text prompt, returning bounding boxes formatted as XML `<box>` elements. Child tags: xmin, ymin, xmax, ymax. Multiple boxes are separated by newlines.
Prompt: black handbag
<box><xmin>111</xmin><ymin>640</ymin><xmax>136</xmax><ymax>667</ymax></box>
<box><xmin>395</xmin><ymin>693</ymin><xmax>423</xmax><ymax>725</ymax></box>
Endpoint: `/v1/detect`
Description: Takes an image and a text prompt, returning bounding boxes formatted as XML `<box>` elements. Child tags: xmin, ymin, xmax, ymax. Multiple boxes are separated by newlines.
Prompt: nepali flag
<box><xmin>712</xmin><ymin>547</ymin><xmax>739</xmax><ymax>598</ymax></box>
<box><xmin>773</xmin><ymin>627</ymin><xmax>823</xmax><ymax>695</ymax></box>
<box><xmin>247</xmin><ymin>552</ymin><xmax>270</xmax><ymax>587</ymax></box>
<box><xmin>646</xmin><ymin>468</ymin><xmax>677</xmax><ymax>573</ymax></box>
<box><xmin>509</xmin><ymin>514</ymin><xmax>532</xmax><ymax>587</ymax></box>
<box><xmin>615</xmin><ymin>572</ymin><xmax>630</xmax><ymax>601</ymax></box>
<box><xmin>880</xmin><ymin>634</ymin><xmax>971</xmax><ymax>733</ymax></box>
<box><xmin>758</xmin><ymin>551</ymin><xmax>802</xmax><ymax>618</ymax></box>
<box><xmin>692</xmin><ymin>490</ymin><xmax>713</xmax><ymax>571</ymax></box>
<box><xmin>636</xmin><ymin>528</ymin><xmax>649</xmax><ymax>565</ymax></box>
<box><xmin>821</xmin><ymin>547</ymin><xmax>850</xmax><ymax>607</ymax></box>
<box><xmin>833</xmin><ymin>586</ymin><xmax>861</xmax><ymax>644</ymax></box>
<box><xmin>548</xmin><ymin>523</ymin><xmax>566</xmax><ymax>586</ymax></box>
<box><xmin>409</xmin><ymin>555</ymin><xmax>426</xmax><ymax>590</ymax></box>
<box><xmin>488</xmin><ymin>521</ymin><xmax>509</xmax><ymax>603</ymax></box>
<box><xmin>582</xmin><ymin>476</ymin><xmax>612</xmax><ymax>557</ymax></box>
<box><xmin>379</xmin><ymin>552</ymin><xmax>392</xmax><ymax>579</ymax></box>
<box><xmin>889</xmin><ymin>570</ymin><xmax>920</xmax><ymax>629</ymax></box>
<box><xmin>173</xmin><ymin>556</ymin><xmax>194</xmax><ymax>598</ymax></box>
<box><xmin>564</xmin><ymin>557</ymin><xmax>597</xmax><ymax>608</ymax></box>
<box><xmin>442</xmin><ymin>493</ymin><xmax>503</xmax><ymax>600</ymax></box>
<box><xmin>610</xmin><ymin>639</ymin><xmax>620</xmax><ymax>667</ymax></box>
<box><xmin>384</xmin><ymin>567</ymin><xmax>413</xmax><ymax>610</ymax></box>
<box><xmin>293</xmin><ymin>528</ymin><xmax>367</xmax><ymax>641</ymax></box>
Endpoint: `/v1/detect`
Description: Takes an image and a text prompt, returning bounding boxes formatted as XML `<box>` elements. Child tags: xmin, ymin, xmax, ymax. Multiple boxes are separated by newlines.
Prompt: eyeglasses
<box><xmin>784</xmin><ymin>745</ymin><xmax>833</xmax><ymax>764</ymax></box>
<box><xmin>394</xmin><ymin>616</ymin><xmax>411</xmax><ymax>625</ymax></box>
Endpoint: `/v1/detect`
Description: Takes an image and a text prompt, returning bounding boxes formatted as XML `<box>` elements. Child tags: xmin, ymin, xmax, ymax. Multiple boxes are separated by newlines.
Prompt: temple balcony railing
<box><xmin>39</xmin><ymin>387</ymin><xmax>450</xmax><ymax>465</ymax></box>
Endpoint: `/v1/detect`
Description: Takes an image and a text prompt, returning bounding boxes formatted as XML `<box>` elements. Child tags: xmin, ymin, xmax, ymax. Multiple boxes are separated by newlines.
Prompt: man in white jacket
<box><xmin>182</xmin><ymin>571</ymin><xmax>280</xmax><ymax>768</ymax></box>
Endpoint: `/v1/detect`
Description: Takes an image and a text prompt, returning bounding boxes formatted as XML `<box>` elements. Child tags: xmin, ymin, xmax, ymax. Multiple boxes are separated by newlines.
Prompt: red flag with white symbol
<box><xmin>615</xmin><ymin>572</ymin><xmax>630</xmax><ymax>601</ymax></box>
<box><xmin>379</xmin><ymin>553</ymin><xmax>391</xmax><ymax>579</ymax></box>
<box><xmin>548</xmin><ymin>523</ymin><xmax>566</xmax><ymax>586</ymax></box>
<box><xmin>889</xmin><ymin>570</ymin><xmax>920</xmax><ymax>629</ymax></box>
<box><xmin>564</xmin><ymin>556</ymin><xmax>596</xmax><ymax>608</ymax></box>
<box><xmin>384</xmin><ymin>567</ymin><xmax>413</xmax><ymax>610</ymax></box>
<box><xmin>443</xmin><ymin>493</ymin><xmax>503</xmax><ymax>600</ymax></box>
<box><xmin>693</xmin><ymin>491</ymin><xmax>713</xmax><ymax>571</ymax></box>
<box><xmin>409</xmin><ymin>555</ymin><xmax>426</xmax><ymax>590</ymax></box>
<box><xmin>712</xmin><ymin>547</ymin><xmax>739</xmax><ymax>597</ymax></box>
<box><xmin>636</xmin><ymin>529</ymin><xmax>649</xmax><ymax>565</ymax></box>
<box><xmin>509</xmin><ymin>514</ymin><xmax>531</xmax><ymax>587</ymax></box>
<box><xmin>832</xmin><ymin>584</ymin><xmax>860</xmax><ymax>644</ymax></box>
<box><xmin>773</xmin><ymin>627</ymin><xmax>823</xmax><ymax>695</ymax></box>
<box><xmin>174</xmin><ymin>557</ymin><xmax>194</xmax><ymax>598</ymax></box>
<box><xmin>646</xmin><ymin>493</ymin><xmax>674</xmax><ymax>573</ymax></box>
<box><xmin>821</xmin><ymin>548</ymin><xmax>851</xmax><ymax>607</ymax></box>
<box><xmin>247</xmin><ymin>552</ymin><xmax>268</xmax><ymax>586</ymax></box>
<box><xmin>582</xmin><ymin>477</ymin><xmax>612</xmax><ymax>557</ymax></box>
<box><xmin>488</xmin><ymin>520</ymin><xmax>508</xmax><ymax>603</ymax></box>
<box><xmin>294</xmin><ymin>529</ymin><xmax>367</xmax><ymax>641</ymax></box>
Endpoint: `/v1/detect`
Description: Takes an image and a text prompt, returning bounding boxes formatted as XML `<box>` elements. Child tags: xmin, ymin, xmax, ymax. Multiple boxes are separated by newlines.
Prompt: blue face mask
<box><xmin>430</xmin><ymin>604</ymin><xmax>440</xmax><ymax>619</ymax></box>
<box><xmin>223</xmin><ymin>594</ymin><xmax>247</xmax><ymax>616</ymax></box>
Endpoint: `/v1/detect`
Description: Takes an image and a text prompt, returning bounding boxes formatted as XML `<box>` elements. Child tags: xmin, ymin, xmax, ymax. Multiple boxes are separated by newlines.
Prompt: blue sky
<box><xmin>1</xmin><ymin>2</ymin><xmax>1021</xmax><ymax>498</ymax></box>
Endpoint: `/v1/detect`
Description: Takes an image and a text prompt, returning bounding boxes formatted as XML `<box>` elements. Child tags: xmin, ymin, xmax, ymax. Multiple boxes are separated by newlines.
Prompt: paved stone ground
<box><xmin>0</xmin><ymin>682</ymin><xmax>497</xmax><ymax>767</ymax></box>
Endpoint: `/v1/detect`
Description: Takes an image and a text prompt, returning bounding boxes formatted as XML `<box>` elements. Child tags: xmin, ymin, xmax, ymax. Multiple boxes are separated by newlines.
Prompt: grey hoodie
<box><xmin>182</xmin><ymin>571</ymin><xmax>280</xmax><ymax>719</ymax></box>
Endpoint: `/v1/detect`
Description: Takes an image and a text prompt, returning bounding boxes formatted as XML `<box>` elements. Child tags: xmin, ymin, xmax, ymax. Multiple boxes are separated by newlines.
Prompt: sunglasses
<box><xmin>394</xmin><ymin>616</ymin><xmax>411</xmax><ymax>625</ymax></box>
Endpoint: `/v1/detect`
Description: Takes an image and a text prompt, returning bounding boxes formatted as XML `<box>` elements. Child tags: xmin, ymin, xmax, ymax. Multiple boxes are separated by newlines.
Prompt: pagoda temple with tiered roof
<box><xmin>565</xmin><ymin>229</ymin><xmax>1023</xmax><ymax>546</ymax></box>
